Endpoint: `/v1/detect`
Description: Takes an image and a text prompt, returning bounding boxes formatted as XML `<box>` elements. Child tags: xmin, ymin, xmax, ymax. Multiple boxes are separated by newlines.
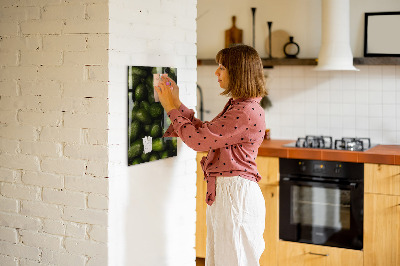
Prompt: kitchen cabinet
<box><xmin>256</xmin><ymin>156</ymin><xmax>279</xmax><ymax>186</ymax></box>
<box><xmin>364</xmin><ymin>163</ymin><xmax>400</xmax><ymax>266</ymax></box>
<box><xmin>195</xmin><ymin>154</ymin><xmax>280</xmax><ymax>265</ymax></box>
<box><xmin>259</xmin><ymin>184</ymin><xmax>279</xmax><ymax>266</ymax></box>
<box><xmin>196</xmin><ymin>152</ymin><xmax>208</xmax><ymax>258</ymax></box>
<box><xmin>364</xmin><ymin>163</ymin><xmax>400</xmax><ymax>196</ymax></box>
<box><xmin>278</xmin><ymin>241</ymin><xmax>363</xmax><ymax>266</ymax></box>
<box><xmin>196</xmin><ymin>152</ymin><xmax>400</xmax><ymax>265</ymax></box>
<box><xmin>256</xmin><ymin>156</ymin><xmax>279</xmax><ymax>266</ymax></box>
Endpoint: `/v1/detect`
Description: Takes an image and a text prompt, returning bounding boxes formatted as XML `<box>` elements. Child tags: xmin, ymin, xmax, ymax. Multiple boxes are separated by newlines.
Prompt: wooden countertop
<box><xmin>258</xmin><ymin>139</ymin><xmax>400</xmax><ymax>165</ymax></box>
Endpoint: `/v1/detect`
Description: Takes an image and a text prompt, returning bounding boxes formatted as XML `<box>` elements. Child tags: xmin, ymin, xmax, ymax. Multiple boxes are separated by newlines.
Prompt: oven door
<box><xmin>279</xmin><ymin>177</ymin><xmax>363</xmax><ymax>250</ymax></box>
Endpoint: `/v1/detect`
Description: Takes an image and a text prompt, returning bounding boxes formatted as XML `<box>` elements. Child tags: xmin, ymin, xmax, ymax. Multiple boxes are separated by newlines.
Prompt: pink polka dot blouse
<box><xmin>164</xmin><ymin>97</ymin><xmax>266</xmax><ymax>206</ymax></box>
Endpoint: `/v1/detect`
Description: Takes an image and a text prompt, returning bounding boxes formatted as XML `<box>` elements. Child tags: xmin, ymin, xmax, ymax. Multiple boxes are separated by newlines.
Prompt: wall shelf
<box><xmin>197</xmin><ymin>57</ymin><xmax>400</xmax><ymax>68</ymax></box>
<box><xmin>353</xmin><ymin>57</ymin><xmax>400</xmax><ymax>65</ymax></box>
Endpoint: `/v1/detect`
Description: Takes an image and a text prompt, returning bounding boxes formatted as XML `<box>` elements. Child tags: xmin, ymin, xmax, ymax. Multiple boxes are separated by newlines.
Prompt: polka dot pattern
<box><xmin>164</xmin><ymin>97</ymin><xmax>266</xmax><ymax>206</ymax></box>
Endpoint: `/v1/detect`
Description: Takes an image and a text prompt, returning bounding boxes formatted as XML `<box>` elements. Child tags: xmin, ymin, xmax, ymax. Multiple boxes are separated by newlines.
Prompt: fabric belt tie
<box><xmin>200</xmin><ymin>156</ymin><xmax>216</xmax><ymax>206</ymax></box>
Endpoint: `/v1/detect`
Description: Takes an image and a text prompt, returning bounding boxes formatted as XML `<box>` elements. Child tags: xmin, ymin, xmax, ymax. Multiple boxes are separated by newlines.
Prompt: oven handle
<box><xmin>281</xmin><ymin>177</ymin><xmax>358</xmax><ymax>188</ymax></box>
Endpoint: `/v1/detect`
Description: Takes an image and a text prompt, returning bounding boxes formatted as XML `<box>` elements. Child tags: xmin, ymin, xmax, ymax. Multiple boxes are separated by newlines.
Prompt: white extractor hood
<box><xmin>314</xmin><ymin>0</ymin><xmax>359</xmax><ymax>71</ymax></box>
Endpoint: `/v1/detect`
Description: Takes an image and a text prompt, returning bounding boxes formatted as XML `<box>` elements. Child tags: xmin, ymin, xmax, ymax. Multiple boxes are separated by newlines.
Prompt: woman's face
<box><xmin>215</xmin><ymin>64</ymin><xmax>229</xmax><ymax>89</ymax></box>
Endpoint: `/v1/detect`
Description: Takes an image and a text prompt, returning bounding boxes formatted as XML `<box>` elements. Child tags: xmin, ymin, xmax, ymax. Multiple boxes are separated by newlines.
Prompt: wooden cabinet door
<box><xmin>365</xmin><ymin>163</ymin><xmax>400</xmax><ymax>196</ymax></box>
<box><xmin>196</xmin><ymin>152</ymin><xmax>208</xmax><ymax>258</ymax></box>
<box><xmin>259</xmin><ymin>185</ymin><xmax>279</xmax><ymax>266</ymax></box>
<box><xmin>364</xmin><ymin>193</ymin><xmax>400</xmax><ymax>266</ymax></box>
<box><xmin>278</xmin><ymin>241</ymin><xmax>363</xmax><ymax>266</ymax></box>
<box><xmin>256</xmin><ymin>156</ymin><xmax>279</xmax><ymax>186</ymax></box>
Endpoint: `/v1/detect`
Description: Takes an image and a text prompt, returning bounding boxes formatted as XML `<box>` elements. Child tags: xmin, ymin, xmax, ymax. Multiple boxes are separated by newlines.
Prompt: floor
<box><xmin>196</xmin><ymin>257</ymin><xmax>205</xmax><ymax>266</ymax></box>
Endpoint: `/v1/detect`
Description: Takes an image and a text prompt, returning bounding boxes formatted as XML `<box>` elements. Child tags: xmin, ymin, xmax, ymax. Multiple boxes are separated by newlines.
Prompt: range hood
<box><xmin>314</xmin><ymin>0</ymin><xmax>359</xmax><ymax>71</ymax></box>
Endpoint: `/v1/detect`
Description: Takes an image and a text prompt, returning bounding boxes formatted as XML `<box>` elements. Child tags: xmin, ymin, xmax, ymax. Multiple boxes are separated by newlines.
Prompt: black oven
<box><xmin>279</xmin><ymin>158</ymin><xmax>364</xmax><ymax>250</ymax></box>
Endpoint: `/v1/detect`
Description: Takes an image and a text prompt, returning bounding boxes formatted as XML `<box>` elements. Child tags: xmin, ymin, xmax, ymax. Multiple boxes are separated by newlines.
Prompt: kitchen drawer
<box><xmin>365</xmin><ymin>163</ymin><xmax>400</xmax><ymax>196</ymax></box>
<box><xmin>278</xmin><ymin>241</ymin><xmax>363</xmax><ymax>266</ymax></box>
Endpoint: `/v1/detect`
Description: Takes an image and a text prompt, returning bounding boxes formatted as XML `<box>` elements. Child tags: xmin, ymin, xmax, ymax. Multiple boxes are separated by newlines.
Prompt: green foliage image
<box><xmin>127</xmin><ymin>66</ymin><xmax>178</xmax><ymax>166</ymax></box>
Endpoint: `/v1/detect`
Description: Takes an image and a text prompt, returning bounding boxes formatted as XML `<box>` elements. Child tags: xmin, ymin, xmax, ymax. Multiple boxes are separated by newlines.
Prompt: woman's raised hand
<box><xmin>164</xmin><ymin>76</ymin><xmax>181</xmax><ymax>109</ymax></box>
<box><xmin>154</xmin><ymin>78</ymin><xmax>177</xmax><ymax>113</ymax></box>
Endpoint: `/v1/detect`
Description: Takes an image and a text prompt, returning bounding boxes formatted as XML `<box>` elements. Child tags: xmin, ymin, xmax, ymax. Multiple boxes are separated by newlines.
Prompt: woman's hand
<box><xmin>154</xmin><ymin>79</ymin><xmax>177</xmax><ymax>113</ymax></box>
<box><xmin>164</xmin><ymin>76</ymin><xmax>181</xmax><ymax>108</ymax></box>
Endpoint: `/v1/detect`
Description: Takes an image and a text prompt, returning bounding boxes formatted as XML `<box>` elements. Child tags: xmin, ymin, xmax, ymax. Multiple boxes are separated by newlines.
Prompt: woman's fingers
<box><xmin>166</xmin><ymin>77</ymin><xmax>177</xmax><ymax>89</ymax></box>
<box><xmin>154</xmin><ymin>85</ymin><xmax>162</xmax><ymax>96</ymax></box>
<box><xmin>162</xmin><ymin>76</ymin><xmax>180</xmax><ymax>107</ymax></box>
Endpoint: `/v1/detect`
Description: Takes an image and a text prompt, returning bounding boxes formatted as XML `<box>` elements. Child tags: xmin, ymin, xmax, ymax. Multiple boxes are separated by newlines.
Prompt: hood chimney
<box><xmin>314</xmin><ymin>0</ymin><xmax>359</xmax><ymax>71</ymax></box>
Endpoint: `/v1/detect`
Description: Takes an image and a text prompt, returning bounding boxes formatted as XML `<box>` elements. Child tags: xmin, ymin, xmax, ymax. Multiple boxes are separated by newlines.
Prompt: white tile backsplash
<box><xmin>383</xmin><ymin>91</ymin><xmax>396</xmax><ymax>104</ymax></box>
<box><xmin>197</xmin><ymin>65</ymin><xmax>400</xmax><ymax>144</ymax></box>
<box><xmin>383</xmin><ymin>104</ymin><xmax>396</xmax><ymax>118</ymax></box>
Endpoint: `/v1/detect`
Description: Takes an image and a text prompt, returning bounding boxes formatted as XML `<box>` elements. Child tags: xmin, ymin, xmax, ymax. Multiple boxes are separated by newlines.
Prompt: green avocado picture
<box><xmin>127</xmin><ymin>66</ymin><xmax>178</xmax><ymax>166</ymax></box>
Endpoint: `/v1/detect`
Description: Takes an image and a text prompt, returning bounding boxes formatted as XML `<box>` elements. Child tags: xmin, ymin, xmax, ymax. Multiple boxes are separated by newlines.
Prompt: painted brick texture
<box><xmin>0</xmin><ymin>1</ymin><xmax>109</xmax><ymax>265</ymax></box>
<box><xmin>1</xmin><ymin>0</ymin><xmax>198</xmax><ymax>265</ymax></box>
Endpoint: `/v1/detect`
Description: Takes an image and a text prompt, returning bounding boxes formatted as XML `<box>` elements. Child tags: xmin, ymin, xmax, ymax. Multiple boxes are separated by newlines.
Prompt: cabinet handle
<box><xmin>309</xmin><ymin>252</ymin><xmax>329</xmax><ymax>257</ymax></box>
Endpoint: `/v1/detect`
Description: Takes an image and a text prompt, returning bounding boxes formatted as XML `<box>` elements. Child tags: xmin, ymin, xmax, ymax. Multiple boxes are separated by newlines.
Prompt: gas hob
<box><xmin>283</xmin><ymin>135</ymin><xmax>376</xmax><ymax>152</ymax></box>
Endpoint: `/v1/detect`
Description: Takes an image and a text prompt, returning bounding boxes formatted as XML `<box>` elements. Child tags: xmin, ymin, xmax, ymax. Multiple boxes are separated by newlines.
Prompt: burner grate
<box><xmin>295</xmin><ymin>135</ymin><xmax>333</xmax><ymax>149</ymax></box>
<box><xmin>334</xmin><ymin>137</ymin><xmax>371</xmax><ymax>151</ymax></box>
<box><xmin>291</xmin><ymin>136</ymin><xmax>372</xmax><ymax>151</ymax></box>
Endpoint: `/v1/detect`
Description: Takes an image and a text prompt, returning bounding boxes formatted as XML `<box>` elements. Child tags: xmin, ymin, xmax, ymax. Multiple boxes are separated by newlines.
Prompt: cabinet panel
<box><xmin>196</xmin><ymin>152</ymin><xmax>208</xmax><ymax>258</ymax></box>
<box><xmin>259</xmin><ymin>185</ymin><xmax>279</xmax><ymax>266</ymax></box>
<box><xmin>364</xmin><ymin>193</ymin><xmax>400</xmax><ymax>266</ymax></box>
<box><xmin>278</xmin><ymin>241</ymin><xmax>363</xmax><ymax>266</ymax></box>
<box><xmin>256</xmin><ymin>156</ymin><xmax>279</xmax><ymax>186</ymax></box>
<box><xmin>365</xmin><ymin>163</ymin><xmax>400</xmax><ymax>196</ymax></box>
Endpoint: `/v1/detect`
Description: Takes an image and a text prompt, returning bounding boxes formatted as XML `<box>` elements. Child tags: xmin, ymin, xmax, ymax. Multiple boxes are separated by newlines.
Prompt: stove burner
<box><xmin>295</xmin><ymin>135</ymin><xmax>333</xmax><ymax>149</ymax></box>
<box><xmin>334</xmin><ymin>137</ymin><xmax>371</xmax><ymax>151</ymax></box>
<box><xmin>290</xmin><ymin>136</ymin><xmax>372</xmax><ymax>151</ymax></box>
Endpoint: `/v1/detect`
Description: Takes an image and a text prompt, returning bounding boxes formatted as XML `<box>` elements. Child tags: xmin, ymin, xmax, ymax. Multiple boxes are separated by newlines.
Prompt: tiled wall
<box><xmin>197</xmin><ymin>65</ymin><xmax>400</xmax><ymax>145</ymax></box>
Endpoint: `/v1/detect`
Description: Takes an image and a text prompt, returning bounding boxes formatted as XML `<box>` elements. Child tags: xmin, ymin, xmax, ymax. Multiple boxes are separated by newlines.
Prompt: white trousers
<box><xmin>205</xmin><ymin>176</ymin><xmax>266</xmax><ymax>266</ymax></box>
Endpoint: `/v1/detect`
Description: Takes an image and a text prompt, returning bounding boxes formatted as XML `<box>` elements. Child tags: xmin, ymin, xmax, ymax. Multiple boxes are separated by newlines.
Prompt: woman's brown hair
<box><xmin>215</xmin><ymin>45</ymin><xmax>267</xmax><ymax>99</ymax></box>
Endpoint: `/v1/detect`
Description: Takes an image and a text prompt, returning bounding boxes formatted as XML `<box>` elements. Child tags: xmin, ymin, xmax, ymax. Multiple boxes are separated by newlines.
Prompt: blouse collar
<box><xmin>230</xmin><ymin>97</ymin><xmax>262</xmax><ymax>104</ymax></box>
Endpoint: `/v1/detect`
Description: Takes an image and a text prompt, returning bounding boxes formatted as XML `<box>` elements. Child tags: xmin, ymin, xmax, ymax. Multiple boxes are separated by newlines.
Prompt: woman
<box><xmin>155</xmin><ymin>45</ymin><xmax>267</xmax><ymax>266</ymax></box>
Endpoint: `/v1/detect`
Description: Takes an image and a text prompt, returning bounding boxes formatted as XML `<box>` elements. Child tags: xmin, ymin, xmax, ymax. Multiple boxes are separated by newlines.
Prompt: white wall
<box><xmin>198</xmin><ymin>0</ymin><xmax>400</xmax><ymax>58</ymax></box>
<box><xmin>0</xmin><ymin>1</ymin><xmax>109</xmax><ymax>266</ymax></box>
<box><xmin>197</xmin><ymin>0</ymin><xmax>400</xmax><ymax>145</ymax></box>
<box><xmin>108</xmin><ymin>0</ymin><xmax>198</xmax><ymax>265</ymax></box>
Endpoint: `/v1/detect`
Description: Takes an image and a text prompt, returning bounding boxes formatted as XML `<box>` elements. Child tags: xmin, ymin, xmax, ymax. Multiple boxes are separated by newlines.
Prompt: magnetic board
<box><xmin>128</xmin><ymin>66</ymin><xmax>178</xmax><ymax>166</ymax></box>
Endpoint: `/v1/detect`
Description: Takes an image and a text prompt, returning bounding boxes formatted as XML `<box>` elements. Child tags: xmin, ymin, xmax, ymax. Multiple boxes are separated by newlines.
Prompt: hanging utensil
<box><xmin>251</xmin><ymin>7</ymin><xmax>256</xmax><ymax>48</ymax></box>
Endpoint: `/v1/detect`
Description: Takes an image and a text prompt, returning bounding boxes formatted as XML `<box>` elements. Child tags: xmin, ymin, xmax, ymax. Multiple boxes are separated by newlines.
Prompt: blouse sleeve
<box><xmin>163</xmin><ymin>103</ymin><xmax>204</xmax><ymax>137</ymax></box>
<box><xmin>166</xmin><ymin>106</ymin><xmax>253</xmax><ymax>152</ymax></box>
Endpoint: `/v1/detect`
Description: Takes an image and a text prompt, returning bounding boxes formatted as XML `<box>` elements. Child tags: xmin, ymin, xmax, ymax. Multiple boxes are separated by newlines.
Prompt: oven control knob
<box><xmin>298</xmin><ymin>162</ymin><xmax>306</xmax><ymax>171</ymax></box>
<box><xmin>334</xmin><ymin>164</ymin><xmax>342</xmax><ymax>174</ymax></box>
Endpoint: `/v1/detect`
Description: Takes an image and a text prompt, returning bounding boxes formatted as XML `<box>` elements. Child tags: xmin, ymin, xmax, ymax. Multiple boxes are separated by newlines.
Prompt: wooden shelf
<box><xmin>197</xmin><ymin>58</ymin><xmax>317</xmax><ymax>67</ymax></box>
<box><xmin>353</xmin><ymin>57</ymin><xmax>400</xmax><ymax>65</ymax></box>
<box><xmin>197</xmin><ymin>57</ymin><xmax>400</xmax><ymax>68</ymax></box>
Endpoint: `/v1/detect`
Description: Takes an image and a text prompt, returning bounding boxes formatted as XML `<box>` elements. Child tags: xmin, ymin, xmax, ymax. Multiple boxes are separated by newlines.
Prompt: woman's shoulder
<box><xmin>233</xmin><ymin>97</ymin><xmax>263</xmax><ymax>112</ymax></box>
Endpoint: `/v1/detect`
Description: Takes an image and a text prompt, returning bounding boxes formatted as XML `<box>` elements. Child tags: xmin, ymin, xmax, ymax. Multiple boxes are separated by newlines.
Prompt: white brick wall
<box><xmin>1</xmin><ymin>0</ymin><xmax>198</xmax><ymax>265</ymax></box>
<box><xmin>0</xmin><ymin>1</ymin><xmax>109</xmax><ymax>265</ymax></box>
<box><xmin>108</xmin><ymin>0</ymin><xmax>198</xmax><ymax>265</ymax></box>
